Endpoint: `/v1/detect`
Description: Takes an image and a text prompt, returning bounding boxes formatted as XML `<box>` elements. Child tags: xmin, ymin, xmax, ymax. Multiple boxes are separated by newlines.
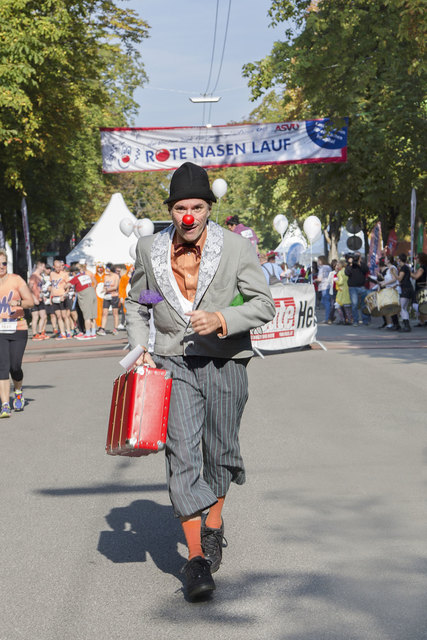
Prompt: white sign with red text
<box><xmin>251</xmin><ymin>283</ymin><xmax>317</xmax><ymax>351</ymax></box>
<box><xmin>100</xmin><ymin>119</ymin><xmax>347</xmax><ymax>173</ymax></box>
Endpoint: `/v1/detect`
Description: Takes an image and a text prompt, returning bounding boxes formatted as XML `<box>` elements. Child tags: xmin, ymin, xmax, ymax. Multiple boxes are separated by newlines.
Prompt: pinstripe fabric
<box><xmin>155</xmin><ymin>355</ymin><xmax>249</xmax><ymax>518</ymax></box>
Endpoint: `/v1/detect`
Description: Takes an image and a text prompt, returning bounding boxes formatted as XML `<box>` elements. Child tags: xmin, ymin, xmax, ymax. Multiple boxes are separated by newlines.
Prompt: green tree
<box><xmin>105</xmin><ymin>171</ymin><xmax>170</xmax><ymax>221</ymax></box>
<box><xmin>0</xmin><ymin>0</ymin><xmax>149</xmax><ymax>253</ymax></box>
<box><xmin>243</xmin><ymin>0</ymin><xmax>427</xmax><ymax>254</ymax></box>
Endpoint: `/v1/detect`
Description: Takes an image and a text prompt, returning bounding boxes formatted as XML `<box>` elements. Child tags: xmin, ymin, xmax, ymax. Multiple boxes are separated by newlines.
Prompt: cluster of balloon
<box><xmin>346</xmin><ymin>218</ymin><xmax>363</xmax><ymax>251</ymax></box>
<box><xmin>273</xmin><ymin>214</ymin><xmax>288</xmax><ymax>238</ymax></box>
<box><xmin>211</xmin><ymin>178</ymin><xmax>228</xmax><ymax>222</ymax></box>
<box><xmin>303</xmin><ymin>216</ymin><xmax>322</xmax><ymax>244</ymax></box>
<box><xmin>119</xmin><ymin>216</ymin><xmax>155</xmax><ymax>260</ymax></box>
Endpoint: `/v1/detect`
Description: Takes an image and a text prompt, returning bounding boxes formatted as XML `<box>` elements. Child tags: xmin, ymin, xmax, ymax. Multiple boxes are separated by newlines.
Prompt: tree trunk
<box><xmin>325</xmin><ymin>212</ymin><xmax>341</xmax><ymax>262</ymax></box>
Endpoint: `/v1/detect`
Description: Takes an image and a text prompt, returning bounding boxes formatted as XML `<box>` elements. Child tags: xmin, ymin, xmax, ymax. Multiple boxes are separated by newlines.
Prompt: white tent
<box><xmin>66</xmin><ymin>193</ymin><xmax>137</xmax><ymax>268</ymax></box>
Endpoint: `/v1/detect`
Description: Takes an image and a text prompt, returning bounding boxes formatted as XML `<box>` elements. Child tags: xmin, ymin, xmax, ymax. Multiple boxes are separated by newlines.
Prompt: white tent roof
<box><xmin>66</xmin><ymin>193</ymin><xmax>137</xmax><ymax>267</ymax></box>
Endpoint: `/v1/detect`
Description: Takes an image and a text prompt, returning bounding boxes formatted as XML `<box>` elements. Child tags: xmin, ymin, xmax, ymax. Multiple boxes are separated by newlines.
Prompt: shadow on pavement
<box><xmin>152</xmin><ymin>566</ymin><xmax>427</xmax><ymax>639</ymax></box>
<box><xmin>22</xmin><ymin>384</ymin><xmax>56</xmax><ymax>389</ymax></box>
<box><xmin>98</xmin><ymin>499</ymin><xmax>186</xmax><ymax>579</ymax></box>
<box><xmin>35</xmin><ymin>482</ymin><xmax>167</xmax><ymax>496</ymax></box>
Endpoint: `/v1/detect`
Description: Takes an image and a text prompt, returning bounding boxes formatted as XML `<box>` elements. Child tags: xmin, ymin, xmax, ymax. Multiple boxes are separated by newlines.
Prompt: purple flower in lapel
<box><xmin>139</xmin><ymin>289</ymin><xmax>164</xmax><ymax>305</ymax></box>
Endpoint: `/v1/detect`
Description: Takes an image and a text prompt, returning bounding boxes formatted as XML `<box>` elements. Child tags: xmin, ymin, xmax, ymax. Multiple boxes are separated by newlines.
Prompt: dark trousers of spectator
<box><xmin>336</xmin><ymin>305</ymin><xmax>352</xmax><ymax>324</ymax></box>
<box><xmin>328</xmin><ymin>291</ymin><xmax>337</xmax><ymax>323</ymax></box>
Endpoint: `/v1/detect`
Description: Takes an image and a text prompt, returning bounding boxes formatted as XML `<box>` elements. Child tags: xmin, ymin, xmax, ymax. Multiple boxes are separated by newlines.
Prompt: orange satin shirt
<box><xmin>170</xmin><ymin>228</ymin><xmax>226</xmax><ymax>335</ymax></box>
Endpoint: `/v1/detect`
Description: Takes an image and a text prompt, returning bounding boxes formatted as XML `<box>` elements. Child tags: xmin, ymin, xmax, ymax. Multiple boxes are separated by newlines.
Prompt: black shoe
<box><xmin>201</xmin><ymin>514</ymin><xmax>227</xmax><ymax>573</ymax></box>
<box><xmin>181</xmin><ymin>556</ymin><xmax>215</xmax><ymax>601</ymax></box>
<box><xmin>401</xmin><ymin>320</ymin><xmax>411</xmax><ymax>333</ymax></box>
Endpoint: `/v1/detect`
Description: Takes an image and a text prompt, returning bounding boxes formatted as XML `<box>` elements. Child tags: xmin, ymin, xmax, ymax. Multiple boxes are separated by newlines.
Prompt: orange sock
<box><xmin>205</xmin><ymin>496</ymin><xmax>225</xmax><ymax>529</ymax></box>
<box><xmin>181</xmin><ymin>517</ymin><xmax>203</xmax><ymax>560</ymax></box>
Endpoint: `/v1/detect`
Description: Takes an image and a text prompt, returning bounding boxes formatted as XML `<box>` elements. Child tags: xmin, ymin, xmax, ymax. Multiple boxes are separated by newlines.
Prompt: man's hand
<box><xmin>134</xmin><ymin>352</ymin><xmax>156</xmax><ymax>368</ymax></box>
<box><xmin>186</xmin><ymin>310</ymin><xmax>221</xmax><ymax>335</ymax></box>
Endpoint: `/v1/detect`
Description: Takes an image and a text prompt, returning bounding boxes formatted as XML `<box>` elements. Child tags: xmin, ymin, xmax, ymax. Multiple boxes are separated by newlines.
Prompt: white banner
<box><xmin>251</xmin><ymin>283</ymin><xmax>317</xmax><ymax>351</ymax></box>
<box><xmin>100</xmin><ymin>119</ymin><xmax>347</xmax><ymax>173</ymax></box>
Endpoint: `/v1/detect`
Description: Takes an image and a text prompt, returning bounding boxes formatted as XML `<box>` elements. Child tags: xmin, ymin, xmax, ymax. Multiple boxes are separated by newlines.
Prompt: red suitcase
<box><xmin>106</xmin><ymin>366</ymin><xmax>172</xmax><ymax>456</ymax></box>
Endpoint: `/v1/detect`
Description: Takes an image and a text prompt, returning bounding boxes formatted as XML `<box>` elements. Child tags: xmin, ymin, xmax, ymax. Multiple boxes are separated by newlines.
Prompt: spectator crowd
<box><xmin>13</xmin><ymin>250</ymin><xmax>427</xmax><ymax>341</ymax></box>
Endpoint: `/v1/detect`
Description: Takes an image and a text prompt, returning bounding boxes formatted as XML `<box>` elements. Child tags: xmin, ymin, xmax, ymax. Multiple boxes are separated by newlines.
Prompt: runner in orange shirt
<box><xmin>117</xmin><ymin>264</ymin><xmax>132</xmax><ymax>329</ymax></box>
<box><xmin>94</xmin><ymin>263</ymin><xmax>105</xmax><ymax>327</ymax></box>
<box><xmin>0</xmin><ymin>248</ymin><xmax>34</xmax><ymax>417</ymax></box>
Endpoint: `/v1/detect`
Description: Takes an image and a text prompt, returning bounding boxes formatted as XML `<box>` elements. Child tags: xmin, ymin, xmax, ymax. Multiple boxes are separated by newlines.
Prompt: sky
<box><xmin>125</xmin><ymin>0</ymin><xmax>281</xmax><ymax>128</ymax></box>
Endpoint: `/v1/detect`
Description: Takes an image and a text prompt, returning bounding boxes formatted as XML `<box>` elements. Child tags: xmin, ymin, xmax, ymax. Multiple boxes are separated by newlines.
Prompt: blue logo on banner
<box><xmin>306</xmin><ymin>118</ymin><xmax>348</xmax><ymax>150</ymax></box>
<box><xmin>287</xmin><ymin>242</ymin><xmax>305</xmax><ymax>267</ymax></box>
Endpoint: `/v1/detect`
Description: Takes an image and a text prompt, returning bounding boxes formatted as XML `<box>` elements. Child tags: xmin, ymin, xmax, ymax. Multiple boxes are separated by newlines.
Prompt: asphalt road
<box><xmin>1</xmin><ymin>323</ymin><xmax>426</xmax><ymax>640</ymax></box>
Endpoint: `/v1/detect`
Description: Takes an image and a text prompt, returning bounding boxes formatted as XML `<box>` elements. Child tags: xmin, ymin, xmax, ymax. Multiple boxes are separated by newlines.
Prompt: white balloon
<box><xmin>278</xmin><ymin>218</ymin><xmax>288</xmax><ymax>236</ymax></box>
<box><xmin>133</xmin><ymin>223</ymin><xmax>141</xmax><ymax>238</ymax></box>
<box><xmin>212</xmin><ymin>178</ymin><xmax>228</xmax><ymax>199</ymax></box>
<box><xmin>119</xmin><ymin>218</ymin><xmax>134</xmax><ymax>237</ymax></box>
<box><xmin>273</xmin><ymin>214</ymin><xmax>288</xmax><ymax>236</ymax></box>
<box><xmin>311</xmin><ymin>227</ymin><xmax>323</xmax><ymax>243</ymax></box>
<box><xmin>273</xmin><ymin>214</ymin><xmax>285</xmax><ymax>227</ymax></box>
<box><xmin>138</xmin><ymin>218</ymin><xmax>155</xmax><ymax>237</ymax></box>
<box><xmin>129</xmin><ymin>243</ymin><xmax>137</xmax><ymax>260</ymax></box>
<box><xmin>303</xmin><ymin>216</ymin><xmax>322</xmax><ymax>243</ymax></box>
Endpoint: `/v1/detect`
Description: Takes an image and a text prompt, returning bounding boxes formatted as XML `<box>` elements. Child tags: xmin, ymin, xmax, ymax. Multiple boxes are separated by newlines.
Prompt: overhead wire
<box><xmin>194</xmin><ymin>0</ymin><xmax>232</xmax><ymax>125</ymax></box>
<box><xmin>204</xmin><ymin>0</ymin><xmax>220</xmax><ymax>96</ymax></box>
<box><xmin>210</xmin><ymin>0</ymin><xmax>232</xmax><ymax>95</ymax></box>
<box><xmin>207</xmin><ymin>0</ymin><xmax>232</xmax><ymax>124</ymax></box>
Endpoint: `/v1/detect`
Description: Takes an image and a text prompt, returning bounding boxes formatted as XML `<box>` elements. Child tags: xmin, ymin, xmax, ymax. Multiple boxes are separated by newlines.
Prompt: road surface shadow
<box><xmin>36</xmin><ymin>482</ymin><xmax>167</xmax><ymax>496</ymax></box>
<box><xmin>98</xmin><ymin>499</ymin><xmax>186</xmax><ymax>579</ymax></box>
<box><xmin>22</xmin><ymin>384</ymin><xmax>55</xmax><ymax>389</ymax></box>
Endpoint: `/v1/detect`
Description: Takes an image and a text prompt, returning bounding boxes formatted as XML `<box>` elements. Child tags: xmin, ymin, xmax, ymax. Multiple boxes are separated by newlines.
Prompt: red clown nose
<box><xmin>182</xmin><ymin>214</ymin><xmax>195</xmax><ymax>225</ymax></box>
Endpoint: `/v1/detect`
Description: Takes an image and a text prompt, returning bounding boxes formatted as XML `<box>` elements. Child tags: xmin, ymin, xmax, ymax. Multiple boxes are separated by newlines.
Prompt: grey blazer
<box><xmin>125</xmin><ymin>221</ymin><xmax>276</xmax><ymax>359</ymax></box>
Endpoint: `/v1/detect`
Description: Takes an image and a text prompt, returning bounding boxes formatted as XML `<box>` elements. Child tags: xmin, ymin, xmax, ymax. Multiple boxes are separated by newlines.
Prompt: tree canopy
<box><xmin>241</xmin><ymin>0</ymin><xmax>426</xmax><ymax>252</ymax></box>
<box><xmin>0</xmin><ymin>0</ymin><xmax>149</xmax><ymax>253</ymax></box>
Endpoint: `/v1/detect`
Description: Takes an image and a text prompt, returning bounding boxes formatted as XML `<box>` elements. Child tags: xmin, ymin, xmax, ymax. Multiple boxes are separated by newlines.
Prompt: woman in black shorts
<box><xmin>0</xmin><ymin>249</ymin><xmax>34</xmax><ymax>418</ymax></box>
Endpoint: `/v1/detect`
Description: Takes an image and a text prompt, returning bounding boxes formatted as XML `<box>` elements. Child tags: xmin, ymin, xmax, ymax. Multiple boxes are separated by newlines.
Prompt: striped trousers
<box><xmin>155</xmin><ymin>355</ymin><xmax>249</xmax><ymax>518</ymax></box>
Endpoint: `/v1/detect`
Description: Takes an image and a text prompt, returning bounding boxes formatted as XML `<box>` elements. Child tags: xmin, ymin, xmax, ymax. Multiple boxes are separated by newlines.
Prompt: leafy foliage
<box><xmin>0</xmin><ymin>0</ymin><xmax>149</xmax><ymax>253</ymax></box>
<box><xmin>241</xmin><ymin>0</ymin><xmax>426</xmax><ymax>253</ymax></box>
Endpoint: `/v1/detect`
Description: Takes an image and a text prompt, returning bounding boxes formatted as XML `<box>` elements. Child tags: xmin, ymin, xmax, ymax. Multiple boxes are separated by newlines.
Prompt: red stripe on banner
<box><xmin>252</xmin><ymin>330</ymin><xmax>295</xmax><ymax>340</ymax></box>
<box><xmin>275</xmin><ymin>298</ymin><xmax>295</xmax><ymax>305</ymax></box>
